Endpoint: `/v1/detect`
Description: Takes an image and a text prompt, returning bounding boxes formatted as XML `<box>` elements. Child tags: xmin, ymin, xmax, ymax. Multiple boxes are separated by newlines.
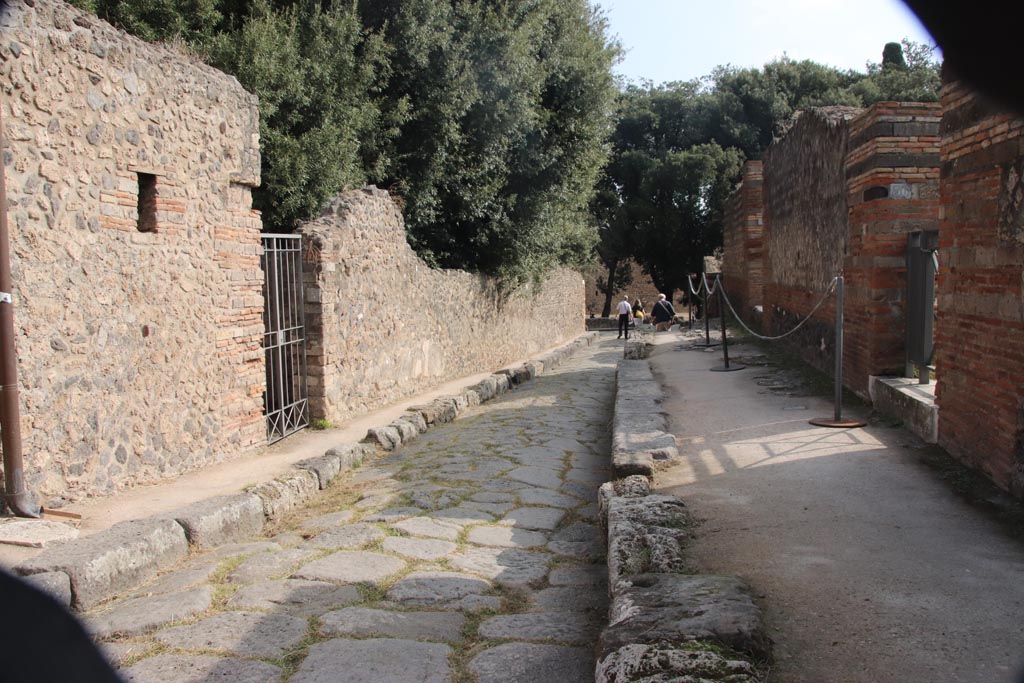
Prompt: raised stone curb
<box><xmin>173</xmin><ymin>493</ymin><xmax>265</xmax><ymax>549</ymax></box>
<box><xmin>16</xmin><ymin>518</ymin><xmax>189</xmax><ymax>610</ymax></box>
<box><xmin>606</xmin><ymin>495</ymin><xmax>695</xmax><ymax>584</ymax></box>
<box><xmin>612</xmin><ymin>359</ymin><xmax>679</xmax><ymax>477</ymax></box>
<box><xmin>250</xmin><ymin>470</ymin><xmax>319</xmax><ymax>519</ymax></box>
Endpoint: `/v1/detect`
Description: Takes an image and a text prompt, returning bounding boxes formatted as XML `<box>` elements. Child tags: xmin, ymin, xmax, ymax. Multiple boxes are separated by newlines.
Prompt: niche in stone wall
<box><xmin>137</xmin><ymin>172</ymin><xmax>157</xmax><ymax>233</ymax></box>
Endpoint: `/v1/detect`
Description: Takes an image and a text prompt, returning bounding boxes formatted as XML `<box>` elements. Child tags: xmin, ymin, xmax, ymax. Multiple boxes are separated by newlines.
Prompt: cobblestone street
<box><xmin>93</xmin><ymin>340</ymin><xmax>619</xmax><ymax>683</ymax></box>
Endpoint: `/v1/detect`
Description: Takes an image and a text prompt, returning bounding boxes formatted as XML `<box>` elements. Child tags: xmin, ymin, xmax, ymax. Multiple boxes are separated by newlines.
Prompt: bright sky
<box><xmin>602</xmin><ymin>0</ymin><xmax>938</xmax><ymax>85</ymax></box>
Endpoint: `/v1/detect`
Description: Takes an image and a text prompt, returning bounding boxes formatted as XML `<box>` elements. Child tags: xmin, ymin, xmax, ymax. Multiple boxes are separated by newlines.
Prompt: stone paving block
<box><xmin>386</xmin><ymin>571</ymin><xmax>492</xmax><ymax>606</ymax></box>
<box><xmin>505</xmin><ymin>466</ymin><xmax>563</xmax><ymax>490</ymax></box>
<box><xmin>478</xmin><ymin>612</ymin><xmax>600</xmax><ymax>644</ymax></box>
<box><xmin>501</xmin><ymin>507</ymin><xmax>566</xmax><ymax>531</ymax></box>
<box><xmin>172</xmin><ymin>493</ymin><xmax>264</xmax><ymax>549</ymax></box>
<box><xmin>470</xmin><ymin>643</ymin><xmax>592</xmax><ymax>683</ymax></box>
<box><xmin>119</xmin><ymin>654</ymin><xmax>282</xmax><ymax>683</ymax></box>
<box><xmin>382</xmin><ymin>536</ymin><xmax>457</xmax><ymax>561</ymax></box>
<box><xmin>131</xmin><ymin>563</ymin><xmax>219</xmax><ymax>598</ymax></box>
<box><xmin>293</xmin><ymin>551</ymin><xmax>406</xmax><ymax>585</ymax></box>
<box><xmin>21</xmin><ymin>570</ymin><xmax>72</xmax><ymax>606</ymax></box>
<box><xmin>227</xmin><ymin>578</ymin><xmax>361</xmax><ymax>616</ymax></box>
<box><xmin>462</xmin><ymin>501</ymin><xmax>515</xmax><ymax>516</ymax></box>
<box><xmin>600</xmin><ymin>573</ymin><xmax>771</xmax><ymax>660</ymax></box>
<box><xmin>548</xmin><ymin>563</ymin><xmax>607</xmax><ymax>587</ymax></box>
<box><xmin>529</xmin><ymin>586</ymin><xmax>607</xmax><ymax>613</ymax></box>
<box><xmin>99</xmin><ymin>641</ymin><xmax>151</xmax><ymax>668</ymax></box>
<box><xmin>202</xmin><ymin>541</ymin><xmax>281</xmax><ymax>562</ymax></box>
<box><xmin>155</xmin><ymin>611</ymin><xmax>309</xmax><ymax>659</ymax></box>
<box><xmin>16</xmin><ymin>517</ymin><xmax>189</xmax><ymax>610</ymax></box>
<box><xmin>226</xmin><ymin>548</ymin><xmax>318</xmax><ymax>584</ymax></box>
<box><xmin>471</xmin><ymin>492</ymin><xmax>516</xmax><ymax>504</ymax></box>
<box><xmin>362</xmin><ymin>507</ymin><xmax>423</xmax><ymax>523</ymax></box>
<box><xmin>517</xmin><ymin>489</ymin><xmax>581</xmax><ymax>509</ymax></box>
<box><xmin>296</xmin><ymin>454</ymin><xmax>342</xmax><ymax>489</ymax></box>
<box><xmin>86</xmin><ymin>585</ymin><xmax>213</xmax><ymax>638</ymax></box>
<box><xmin>307</xmin><ymin>522</ymin><xmax>385</xmax><ymax>550</ymax></box>
<box><xmin>299</xmin><ymin>510</ymin><xmax>355</xmax><ymax>530</ymax></box>
<box><xmin>607</xmin><ymin>494</ymin><xmax>695</xmax><ymax>583</ymax></box>
<box><xmin>292</xmin><ymin>638</ymin><xmax>452</xmax><ymax>683</ymax></box>
<box><xmin>391</xmin><ymin>517</ymin><xmax>461</xmax><ymax>540</ymax></box>
<box><xmin>320</xmin><ymin>607</ymin><xmax>466</xmax><ymax>642</ymax></box>
<box><xmin>596</xmin><ymin>643</ymin><xmax>759</xmax><ymax>683</ymax></box>
<box><xmin>428</xmin><ymin>507</ymin><xmax>494</xmax><ymax>526</ymax></box>
<box><xmin>251</xmin><ymin>471</ymin><xmax>319</xmax><ymax>519</ymax></box>
<box><xmin>466</xmin><ymin>525</ymin><xmax>548</xmax><ymax>548</ymax></box>
<box><xmin>449</xmin><ymin>547</ymin><xmax>551</xmax><ymax>586</ymax></box>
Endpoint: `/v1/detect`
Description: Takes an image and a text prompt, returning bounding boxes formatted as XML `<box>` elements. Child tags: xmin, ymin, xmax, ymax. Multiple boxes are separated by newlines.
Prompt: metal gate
<box><xmin>905</xmin><ymin>231</ymin><xmax>939</xmax><ymax>384</ymax></box>
<box><xmin>261</xmin><ymin>234</ymin><xmax>309</xmax><ymax>442</ymax></box>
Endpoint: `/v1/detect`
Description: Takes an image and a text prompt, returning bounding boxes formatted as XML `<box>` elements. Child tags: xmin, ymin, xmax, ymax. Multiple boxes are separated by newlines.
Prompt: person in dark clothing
<box><xmin>615</xmin><ymin>295</ymin><xmax>633</xmax><ymax>339</ymax></box>
<box><xmin>650</xmin><ymin>293</ymin><xmax>676</xmax><ymax>331</ymax></box>
<box><xmin>632</xmin><ymin>299</ymin><xmax>646</xmax><ymax>325</ymax></box>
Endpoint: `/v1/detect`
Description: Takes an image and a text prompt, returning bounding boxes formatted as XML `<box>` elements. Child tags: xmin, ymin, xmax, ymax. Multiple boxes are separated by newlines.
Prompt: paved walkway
<box><xmin>650</xmin><ymin>327</ymin><xmax>1024</xmax><ymax>683</ymax></box>
<box><xmin>89</xmin><ymin>339</ymin><xmax>619</xmax><ymax>683</ymax></box>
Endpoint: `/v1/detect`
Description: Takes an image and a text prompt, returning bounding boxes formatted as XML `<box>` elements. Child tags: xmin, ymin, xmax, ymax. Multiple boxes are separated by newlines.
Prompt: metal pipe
<box><xmin>718</xmin><ymin>275</ymin><xmax>731</xmax><ymax>369</ymax></box>
<box><xmin>0</xmin><ymin>107</ymin><xmax>40</xmax><ymax>517</ymax></box>
<box><xmin>833</xmin><ymin>275</ymin><xmax>845</xmax><ymax>422</ymax></box>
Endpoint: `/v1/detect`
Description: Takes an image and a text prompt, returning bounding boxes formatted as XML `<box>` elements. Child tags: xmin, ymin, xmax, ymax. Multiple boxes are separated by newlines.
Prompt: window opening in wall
<box><xmin>137</xmin><ymin>172</ymin><xmax>157</xmax><ymax>232</ymax></box>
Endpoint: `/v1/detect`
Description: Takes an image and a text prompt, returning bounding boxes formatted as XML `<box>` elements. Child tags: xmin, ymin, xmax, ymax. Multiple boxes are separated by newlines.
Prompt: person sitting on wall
<box><xmin>616</xmin><ymin>295</ymin><xmax>633</xmax><ymax>339</ymax></box>
<box><xmin>651</xmin><ymin>293</ymin><xmax>676</xmax><ymax>331</ymax></box>
<box><xmin>632</xmin><ymin>299</ymin><xmax>646</xmax><ymax>324</ymax></box>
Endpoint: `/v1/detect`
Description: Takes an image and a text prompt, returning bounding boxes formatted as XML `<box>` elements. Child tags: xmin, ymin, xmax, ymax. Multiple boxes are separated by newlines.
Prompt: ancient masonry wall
<box><xmin>843</xmin><ymin>102</ymin><xmax>941</xmax><ymax>394</ymax></box>
<box><xmin>301</xmin><ymin>188</ymin><xmax>585</xmax><ymax>423</ymax></box>
<box><xmin>721</xmin><ymin>160</ymin><xmax>764</xmax><ymax>325</ymax></box>
<box><xmin>935</xmin><ymin>82</ymin><xmax>1024</xmax><ymax>495</ymax></box>
<box><xmin>1</xmin><ymin>0</ymin><xmax>264</xmax><ymax>502</ymax></box>
<box><xmin>762</xmin><ymin>107</ymin><xmax>857</xmax><ymax>376</ymax></box>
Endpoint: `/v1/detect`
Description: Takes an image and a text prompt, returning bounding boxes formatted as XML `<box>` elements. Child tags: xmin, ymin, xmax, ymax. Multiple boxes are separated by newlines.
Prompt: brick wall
<box><xmin>762</xmin><ymin>107</ymin><xmax>857</xmax><ymax>375</ymax></box>
<box><xmin>843</xmin><ymin>102</ymin><xmax>942</xmax><ymax>394</ymax></box>
<box><xmin>301</xmin><ymin>188</ymin><xmax>585</xmax><ymax>423</ymax></box>
<box><xmin>722</xmin><ymin>160</ymin><xmax>764</xmax><ymax>325</ymax></box>
<box><xmin>1</xmin><ymin>0</ymin><xmax>263</xmax><ymax>503</ymax></box>
<box><xmin>935</xmin><ymin>81</ymin><xmax>1024</xmax><ymax>496</ymax></box>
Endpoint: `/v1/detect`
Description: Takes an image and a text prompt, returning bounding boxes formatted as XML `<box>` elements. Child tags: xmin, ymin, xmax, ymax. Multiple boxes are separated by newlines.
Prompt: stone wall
<box><xmin>1</xmin><ymin>0</ymin><xmax>264</xmax><ymax>503</ymax></box>
<box><xmin>583</xmin><ymin>259</ymin><xmax>660</xmax><ymax>318</ymax></box>
<box><xmin>843</xmin><ymin>102</ymin><xmax>941</xmax><ymax>393</ymax></box>
<box><xmin>721</xmin><ymin>160</ymin><xmax>764</xmax><ymax>325</ymax></box>
<box><xmin>762</xmin><ymin>107</ymin><xmax>858</xmax><ymax>375</ymax></box>
<box><xmin>935</xmin><ymin>81</ymin><xmax>1024</xmax><ymax>496</ymax></box>
<box><xmin>301</xmin><ymin>188</ymin><xmax>585</xmax><ymax>422</ymax></box>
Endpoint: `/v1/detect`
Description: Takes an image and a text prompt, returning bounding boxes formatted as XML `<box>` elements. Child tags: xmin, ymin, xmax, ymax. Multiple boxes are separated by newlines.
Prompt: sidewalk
<box><xmin>649</xmin><ymin>326</ymin><xmax>1024</xmax><ymax>683</ymax></box>
<box><xmin>0</xmin><ymin>340</ymin><xmax>586</xmax><ymax>569</ymax></box>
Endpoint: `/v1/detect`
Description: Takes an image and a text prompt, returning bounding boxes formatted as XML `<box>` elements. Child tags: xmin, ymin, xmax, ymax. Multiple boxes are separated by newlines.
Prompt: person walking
<box><xmin>632</xmin><ymin>299</ymin><xmax>646</xmax><ymax>325</ymax></box>
<box><xmin>616</xmin><ymin>295</ymin><xmax>633</xmax><ymax>339</ymax></box>
<box><xmin>651</xmin><ymin>293</ymin><xmax>676</xmax><ymax>332</ymax></box>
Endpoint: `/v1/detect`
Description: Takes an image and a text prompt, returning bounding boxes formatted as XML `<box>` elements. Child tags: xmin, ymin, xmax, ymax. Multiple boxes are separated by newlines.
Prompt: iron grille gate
<box><xmin>261</xmin><ymin>234</ymin><xmax>309</xmax><ymax>442</ymax></box>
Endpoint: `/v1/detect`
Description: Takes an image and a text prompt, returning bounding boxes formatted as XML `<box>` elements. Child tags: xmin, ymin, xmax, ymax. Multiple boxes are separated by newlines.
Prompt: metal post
<box><xmin>810</xmin><ymin>275</ymin><xmax>864</xmax><ymax>428</ymax></box>
<box><xmin>703</xmin><ymin>284</ymin><xmax>711</xmax><ymax>345</ymax></box>
<box><xmin>710</xmin><ymin>274</ymin><xmax>744</xmax><ymax>372</ymax></box>
<box><xmin>687</xmin><ymin>283</ymin><xmax>694</xmax><ymax>330</ymax></box>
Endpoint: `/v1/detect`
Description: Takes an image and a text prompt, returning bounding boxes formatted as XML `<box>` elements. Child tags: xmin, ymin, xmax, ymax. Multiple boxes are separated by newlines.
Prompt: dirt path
<box><xmin>649</xmin><ymin>327</ymin><xmax>1024</xmax><ymax>683</ymax></box>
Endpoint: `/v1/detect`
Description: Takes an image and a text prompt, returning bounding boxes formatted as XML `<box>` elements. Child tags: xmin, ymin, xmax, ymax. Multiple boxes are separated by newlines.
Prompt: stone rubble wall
<box><xmin>1</xmin><ymin>0</ymin><xmax>264</xmax><ymax>503</ymax></box>
<box><xmin>300</xmin><ymin>188</ymin><xmax>585</xmax><ymax>423</ymax></box>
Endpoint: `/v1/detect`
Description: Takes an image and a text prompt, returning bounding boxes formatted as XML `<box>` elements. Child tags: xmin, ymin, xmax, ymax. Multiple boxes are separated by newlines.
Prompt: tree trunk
<box><xmin>601</xmin><ymin>260</ymin><xmax>618</xmax><ymax>317</ymax></box>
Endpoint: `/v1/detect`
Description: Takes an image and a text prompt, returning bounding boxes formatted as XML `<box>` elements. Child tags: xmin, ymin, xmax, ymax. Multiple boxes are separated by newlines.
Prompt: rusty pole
<box><xmin>0</xmin><ymin>107</ymin><xmax>40</xmax><ymax>517</ymax></box>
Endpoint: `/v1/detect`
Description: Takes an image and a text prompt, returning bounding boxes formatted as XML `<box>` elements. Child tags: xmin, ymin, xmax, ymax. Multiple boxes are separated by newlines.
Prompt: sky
<box><xmin>601</xmin><ymin>0</ymin><xmax>938</xmax><ymax>85</ymax></box>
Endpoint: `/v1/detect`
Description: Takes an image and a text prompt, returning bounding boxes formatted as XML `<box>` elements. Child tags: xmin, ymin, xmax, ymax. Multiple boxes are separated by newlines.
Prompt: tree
<box><xmin>849</xmin><ymin>39</ymin><xmax>941</xmax><ymax>104</ymax></box>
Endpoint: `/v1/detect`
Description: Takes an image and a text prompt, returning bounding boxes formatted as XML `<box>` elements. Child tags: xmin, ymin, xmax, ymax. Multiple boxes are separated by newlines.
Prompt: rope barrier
<box><xmin>687</xmin><ymin>275</ymin><xmax>704</xmax><ymax>296</ymax></box>
<box><xmin>716</xmin><ymin>275</ymin><xmax>839</xmax><ymax>341</ymax></box>
<box><xmin>701</xmin><ymin>272</ymin><xmax>720</xmax><ymax>296</ymax></box>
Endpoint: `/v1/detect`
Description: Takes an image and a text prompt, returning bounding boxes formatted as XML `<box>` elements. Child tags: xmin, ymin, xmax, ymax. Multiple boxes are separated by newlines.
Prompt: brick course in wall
<box><xmin>300</xmin><ymin>188</ymin><xmax>586</xmax><ymax>423</ymax></box>
<box><xmin>722</xmin><ymin>160</ymin><xmax>764</xmax><ymax>325</ymax></box>
<box><xmin>935</xmin><ymin>81</ymin><xmax>1024</xmax><ymax>495</ymax></box>
<box><xmin>1</xmin><ymin>0</ymin><xmax>263</xmax><ymax>502</ymax></box>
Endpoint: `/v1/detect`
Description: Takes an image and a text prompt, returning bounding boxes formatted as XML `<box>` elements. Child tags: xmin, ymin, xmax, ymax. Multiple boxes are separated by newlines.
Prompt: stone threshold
<box><xmin>868</xmin><ymin>375</ymin><xmax>938</xmax><ymax>444</ymax></box>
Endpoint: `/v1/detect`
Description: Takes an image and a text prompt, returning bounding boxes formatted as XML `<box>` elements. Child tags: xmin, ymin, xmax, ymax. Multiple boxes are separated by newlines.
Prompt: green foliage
<box><xmin>362</xmin><ymin>0</ymin><xmax>620</xmax><ymax>284</ymax></box>
<box><xmin>849</xmin><ymin>39</ymin><xmax>941</xmax><ymax>104</ymax></box>
<box><xmin>207</xmin><ymin>0</ymin><xmax>391</xmax><ymax>229</ymax></box>
<box><xmin>882</xmin><ymin>42</ymin><xmax>908</xmax><ymax>70</ymax></box>
<box><xmin>91</xmin><ymin>0</ymin><xmax>222</xmax><ymax>43</ymax></box>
